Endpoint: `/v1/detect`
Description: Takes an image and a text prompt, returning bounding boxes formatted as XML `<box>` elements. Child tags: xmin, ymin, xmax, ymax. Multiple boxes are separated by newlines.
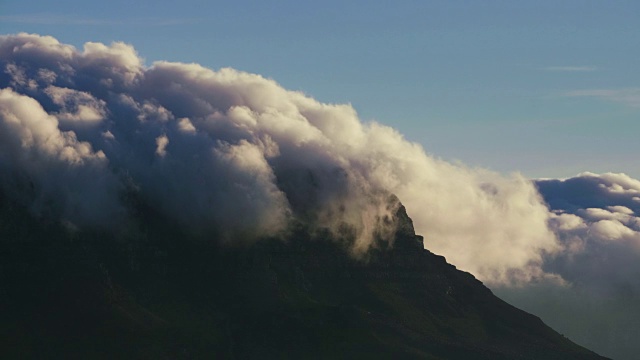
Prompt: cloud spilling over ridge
<box><xmin>0</xmin><ymin>33</ymin><xmax>563</xmax><ymax>282</ymax></box>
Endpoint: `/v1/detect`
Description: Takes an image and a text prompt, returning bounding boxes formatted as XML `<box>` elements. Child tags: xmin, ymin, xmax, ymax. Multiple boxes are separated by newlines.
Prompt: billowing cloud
<box><xmin>0</xmin><ymin>33</ymin><xmax>562</xmax><ymax>282</ymax></box>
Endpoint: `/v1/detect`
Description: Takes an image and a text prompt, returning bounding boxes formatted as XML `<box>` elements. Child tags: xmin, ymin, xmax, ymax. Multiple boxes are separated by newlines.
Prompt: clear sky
<box><xmin>1</xmin><ymin>0</ymin><xmax>638</xmax><ymax>178</ymax></box>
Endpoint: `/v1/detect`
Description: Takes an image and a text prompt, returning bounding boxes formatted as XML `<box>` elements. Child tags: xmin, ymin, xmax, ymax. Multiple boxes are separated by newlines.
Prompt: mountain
<box><xmin>0</xmin><ymin>192</ymin><xmax>607</xmax><ymax>359</ymax></box>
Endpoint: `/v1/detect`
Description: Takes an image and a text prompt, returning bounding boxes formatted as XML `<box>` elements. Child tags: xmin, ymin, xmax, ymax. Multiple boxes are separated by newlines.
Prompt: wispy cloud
<box><xmin>543</xmin><ymin>66</ymin><xmax>597</xmax><ymax>72</ymax></box>
<box><xmin>564</xmin><ymin>88</ymin><xmax>640</xmax><ymax>108</ymax></box>
<box><xmin>0</xmin><ymin>14</ymin><xmax>199</xmax><ymax>26</ymax></box>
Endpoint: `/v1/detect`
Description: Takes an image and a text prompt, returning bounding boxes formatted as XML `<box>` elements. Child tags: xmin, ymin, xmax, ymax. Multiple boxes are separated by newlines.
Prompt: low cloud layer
<box><xmin>0</xmin><ymin>33</ymin><xmax>560</xmax><ymax>282</ymax></box>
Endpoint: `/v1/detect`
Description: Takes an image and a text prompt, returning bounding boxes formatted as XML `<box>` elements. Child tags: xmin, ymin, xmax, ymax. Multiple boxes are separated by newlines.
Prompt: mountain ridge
<box><xmin>0</xmin><ymin>193</ymin><xmax>608</xmax><ymax>359</ymax></box>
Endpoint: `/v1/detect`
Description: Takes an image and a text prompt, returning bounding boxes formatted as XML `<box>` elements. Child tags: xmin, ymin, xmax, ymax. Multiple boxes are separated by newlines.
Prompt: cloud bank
<box><xmin>0</xmin><ymin>33</ymin><xmax>561</xmax><ymax>282</ymax></box>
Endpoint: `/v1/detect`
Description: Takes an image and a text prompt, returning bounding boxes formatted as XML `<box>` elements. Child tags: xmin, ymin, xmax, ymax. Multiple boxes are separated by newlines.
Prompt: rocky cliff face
<box><xmin>0</xmin><ymin>194</ymin><xmax>607</xmax><ymax>359</ymax></box>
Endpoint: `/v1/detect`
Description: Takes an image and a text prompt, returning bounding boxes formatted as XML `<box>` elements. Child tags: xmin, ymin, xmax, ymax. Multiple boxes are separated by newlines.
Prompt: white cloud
<box><xmin>177</xmin><ymin>118</ymin><xmax>196</xmax><ymax>134</ymax></box>
<box><xmin>102</xmin><ymin>131</ymin><xmax>115</xmax><ymax>140</ymax></box>
<box><xmin>44</xmin><ymin>86</ymin><xmax>106</xmax><ymax>124</ymax></box>
<box><xmin>590</xmin><ymin>219</ymin><xmax>638</xmax><ymax>241</ymax></box>
<box><xmin>155</xmin><ymin>135</ymin><xmax>169</xmax><ymax>157</ymax></box>
<box><xmin>607</xmin><ymin>205</ymin><xmax>634</xmax><ymax>215</ymax></box>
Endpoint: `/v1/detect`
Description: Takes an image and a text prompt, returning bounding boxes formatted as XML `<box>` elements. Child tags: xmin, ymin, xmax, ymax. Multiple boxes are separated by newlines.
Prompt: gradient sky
<box><xmin>1</xmin><ymin>0</ymin><xmax>638</xmax><ymax>178</ymax></box>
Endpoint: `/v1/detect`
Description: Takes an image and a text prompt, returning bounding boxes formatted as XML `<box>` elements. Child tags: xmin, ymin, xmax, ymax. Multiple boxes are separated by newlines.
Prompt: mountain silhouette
<box><xmin>0</xmin><ymin>192</ymin><xmax>607</xmax><ymax>359</ymax></box>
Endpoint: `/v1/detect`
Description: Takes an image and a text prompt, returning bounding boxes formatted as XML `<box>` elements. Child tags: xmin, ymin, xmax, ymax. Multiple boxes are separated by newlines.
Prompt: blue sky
<box><xmin>1</xmin><ymin>0</ymin><xmax>638</xmax><ymax>178</ymax></box>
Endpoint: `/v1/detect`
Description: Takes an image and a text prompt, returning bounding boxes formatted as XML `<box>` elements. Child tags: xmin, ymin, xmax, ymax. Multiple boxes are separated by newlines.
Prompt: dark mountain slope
<box><xmin>0</xmin><ymin>194</ymin><xmax>607</xmax><ymax>359</ymax></box>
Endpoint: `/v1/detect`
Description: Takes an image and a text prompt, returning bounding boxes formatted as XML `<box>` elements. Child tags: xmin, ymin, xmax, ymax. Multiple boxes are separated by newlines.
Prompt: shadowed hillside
<box><xmin>0</xmin><ymin>193</ymin><xmax>608</xmax><ymax>359</ymax></box>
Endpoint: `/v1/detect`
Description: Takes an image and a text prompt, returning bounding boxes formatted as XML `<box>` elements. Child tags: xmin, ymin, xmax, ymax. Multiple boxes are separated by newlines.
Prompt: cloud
<box><xmin>564</xmin><ymin>88</ymin><xmax>640</xmax><ymax>108</ymax></box>
<box><xmin>543</xmin><ymin>66</ymin><xmax>597</xmax><ymax>72</ymax></box>
<box><xmin>44</xmin><ymin>85</ymin><xmax>107</xmax><ymax>125</ymax></box>
<box><xmin>0</xmin><ymin>33</ymin><xmax>563</xmax><ymax>283</ymax></box>
<box><xmin>533</xmin><ymin>173</ymin><xmax>640</xmax><ymax>295</ymax></box>
<box><xmin>154</xmin><ymin>134</ymin><xmax>169</xmax><ymax>157</ymax></box>
<box><xmin>493</xmin><ymin>172</ymin><xmax>640</xmax><ymax>359</ymax></box>
<box><xmin>0</xmin><ymin>87</ymin><xmax>120</xmax><ymax>226</ymax></box>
